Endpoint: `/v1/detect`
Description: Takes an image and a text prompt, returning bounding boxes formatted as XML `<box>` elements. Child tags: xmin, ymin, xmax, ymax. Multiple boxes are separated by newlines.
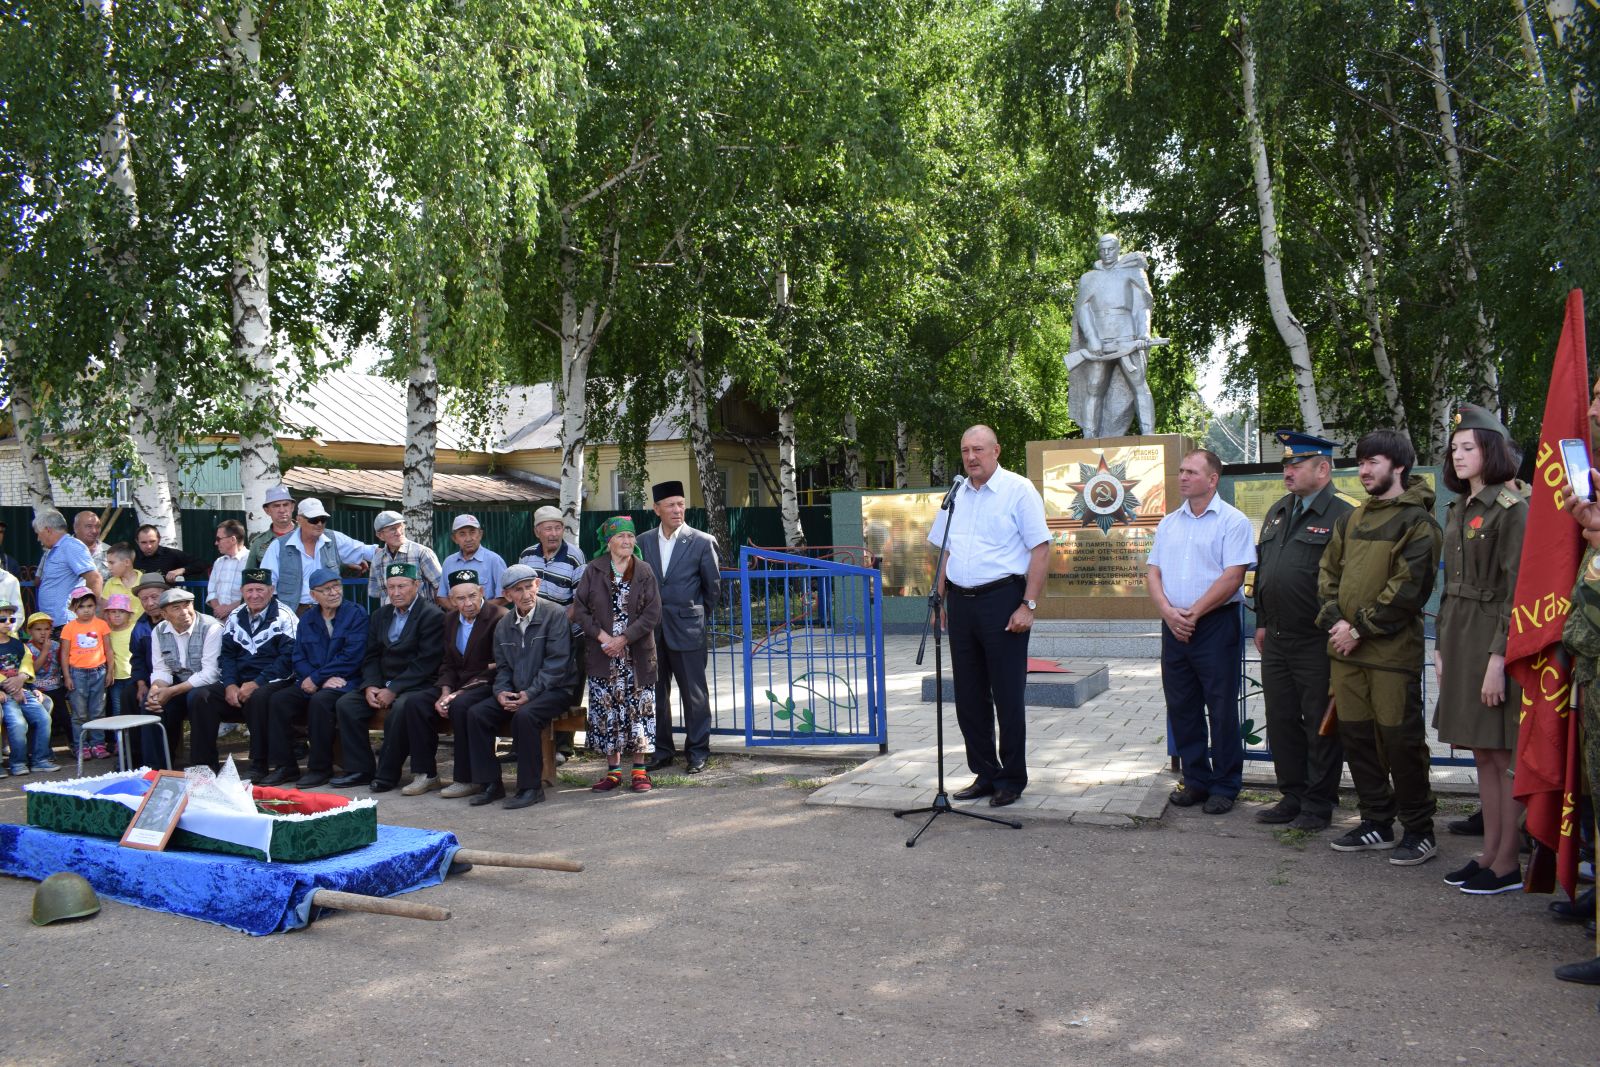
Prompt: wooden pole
<box><xmin>453</xmin><ymin>848</ymin><xmax>584</xmax><ymax>873</ymax></box>
<box><xmin>310</xmin><ymin>888</ymin><xmax>450</xmax><ymax>921</ymax></box>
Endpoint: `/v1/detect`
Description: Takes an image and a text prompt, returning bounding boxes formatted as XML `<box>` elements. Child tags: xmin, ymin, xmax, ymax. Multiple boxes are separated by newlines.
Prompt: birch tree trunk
<box><xmin>1513</xmin><ymin>0</ymin><xmax>1550</xmax><ymax>93</ymax></box>
<box><xmin>222</xmin><ymin>2</ymin><xmax>281</xmax><ymax>536</ymax></box>
<box><xmin>402</xmin><ymin>301</ymin><xmax>438</xmax><ymax>547</ymax></box>
<box><xmin>1239</xmin><ymin>15</ymin><xmax>1324</xmax><ymax>436</ymax></box>
<box><xmin>893</xmin><ymin>420</ymin><xmax>910</xmax><ymax>488</ymax></box>
<box><xmin>5</xmin><ymin>364</ymin><xmax>54</xmax><ymax>513</ymax></box>
<box><xmin>1423</xmin><ymin>1</ymin><xmax>1500</xmax><ymax>408</ymax></box>
<box><xmin>930</xmin><ymin>450</ymin><xmax>948</xmax><ymax>486</ymax></box>
<box><xmin>1339</xmin><ymin>132</ymin><xmax>1406</xmax><ymax>432</ymax></box>
<box><xmin>682</xmin><ymin>323</ymin><xmax>731</xmax><ymax>559</ymax></box>
<box><xmin>776</xmin><ymin>371</ymin><xmax>803</xmax><ymax>547</ymax></box>
<box><xmin>555</xmin><ymin>218</ymin><xmax>610</xmax><ymax>539</ymax></box>
<box><xmin>840</xmin><ymin>408</ymin><xmax>861</xmax><ymax>491</ymax></box>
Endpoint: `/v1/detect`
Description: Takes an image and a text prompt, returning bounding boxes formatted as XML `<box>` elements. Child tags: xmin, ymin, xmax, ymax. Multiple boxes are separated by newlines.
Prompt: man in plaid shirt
<box><xmin>369</xmin><ymin>511</ymin><xmax>444</xmax><ymax>607</ymax></box>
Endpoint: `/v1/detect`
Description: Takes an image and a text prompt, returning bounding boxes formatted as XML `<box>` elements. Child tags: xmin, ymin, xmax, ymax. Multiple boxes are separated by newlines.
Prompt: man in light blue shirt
<box><xmin>440</xmin><ymin>514</ymin><xmax>507</xmax><ymax>606</ymax></box>
<box><xmin>1147</xmin><ymin>448</ymin><xmax>1256</xmax><ymax>814</ymax></box>
<box><xmin>33</xmin><ymin>510</ymin><xmax>103</xmax><ymax>627</ymax></box>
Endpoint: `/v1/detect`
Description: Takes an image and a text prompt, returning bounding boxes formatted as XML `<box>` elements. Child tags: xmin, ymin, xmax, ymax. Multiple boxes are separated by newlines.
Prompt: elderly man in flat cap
<box><xmin>440</xmin><ymin>514</ymin><xmax>508</xmax><ymax>608</ymax></box>
<box><xmin>638</xmin><ymin>479</ymin><xmax>720</xmax><ymax>774</ymax></box>
<box><xmin>370</xmin><ymin>510</ymin><xmax>444</xmax><ymax>608</ymax></box>
<box><xmin>442</xmin><ymin>564</ymin><xmax>572</xmax><ymax>809</ymax></box>
<box><xmin>186</xmin><ymin>568</ymin><xmax>300</xmax><ymax>775</ymax></box>
<box><xmin>518</xmin><ymin>504</ymin><xmax>586</xmax><ymax>761</ymax></box>
<box><xmin>378</xmin><ymin>568</ymin><xmax>505</xmax><ymax>795</ymax></box>
<box><xmin>259</xmin><ymin>497</ymin><xmax>374</xmax><ymax>614</ymax></box>
<box><xmin>332</xmin><ymin>562</ymin><xmax>445</xmax><ymax>788</ymax></box>
<box><xmin>144</xmin><ymin>587</ymin><xmax>225</xmax><ymax>769</ymax></box>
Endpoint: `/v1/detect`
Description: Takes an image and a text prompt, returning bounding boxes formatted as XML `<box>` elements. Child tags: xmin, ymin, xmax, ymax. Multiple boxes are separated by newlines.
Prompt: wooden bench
<box><xmin>357</xmin><ymin>699</ymin><xmax>585</xmax><ymax>788</ymax></box>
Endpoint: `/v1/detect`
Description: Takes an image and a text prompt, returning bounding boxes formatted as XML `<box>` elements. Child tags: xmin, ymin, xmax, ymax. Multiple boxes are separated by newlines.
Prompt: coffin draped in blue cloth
<box><xmin>0</xmin><ymin>823</ymin><xmax>459</xmax><ymax>936</ymax></box>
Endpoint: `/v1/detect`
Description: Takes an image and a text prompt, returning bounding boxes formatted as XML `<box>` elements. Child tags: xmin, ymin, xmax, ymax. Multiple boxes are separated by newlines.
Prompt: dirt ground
<box><xmin>0</xmin><ymin>754</ymin><xmax>1594</xmax><ymax>1067</ymax></box>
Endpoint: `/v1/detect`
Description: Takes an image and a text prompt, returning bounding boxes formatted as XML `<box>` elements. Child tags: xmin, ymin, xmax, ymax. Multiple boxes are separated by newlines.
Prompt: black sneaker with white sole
<box><xmin>1460</xmin><ymin>867</ymin><xmax>1523</xmax><ymax>895</ymax></box>
<box><xmin>1330</xmin><ymin>820</ymin><xmax>1397</xmax><ymax>852</ymax></box>
<box><xmin>1389</xmin><ymin>831</ymin><xmax>1438</xmax><ymax>866</ymax></box>
<box><xmin>1443</xmin><ymin>859</ymin><xmax>1482</xmax><ymax>887</ymax></box>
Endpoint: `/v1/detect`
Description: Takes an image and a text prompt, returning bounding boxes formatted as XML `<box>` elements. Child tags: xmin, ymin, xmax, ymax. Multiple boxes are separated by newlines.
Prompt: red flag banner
<box><xmin>1509</xmin><ymin>289</ymin><xmax>1589</xmax><ymax>897</ymax></box>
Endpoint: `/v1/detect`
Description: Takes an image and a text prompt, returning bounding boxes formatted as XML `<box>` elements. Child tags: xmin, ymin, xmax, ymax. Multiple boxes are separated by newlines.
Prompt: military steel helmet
<box><xmin>31</xmin><ymin>872</ymin><xmax>100</xmax><ymax>926</ymax></box>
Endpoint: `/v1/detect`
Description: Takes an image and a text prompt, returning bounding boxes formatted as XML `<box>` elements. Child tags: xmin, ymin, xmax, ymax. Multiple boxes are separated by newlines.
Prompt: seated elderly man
<box><xmin>331</xmin><ymin>562</ymin><xmax>444</xmax><ymax>789</ymax></box>
<box><xmin>262</xmin><ymin>568</ymin><xmax>368</xmax><ymax>788</ymax></box>
<box><xmin>144</xmin><ymin>587</ymin><xmax>224</xmax><ymax>769</ymax></box>
<box><xmin>259</xmin><ymin>497</ymin><xmax>375</xmax><ymax>614</ymax></box>
<box><xmin>378</xmin><ymin>569</ymin><xmax>505</xmax><ymax>795</ymax></box>
<box><xmin>442</xmin><ymin>564</ymin><xmax>572</xmax><ymax>810</ymax></box>
<box><xmin>186</xmin><ymin>569</ymin><xmax>299</xmax><ymax>775</ymax></box>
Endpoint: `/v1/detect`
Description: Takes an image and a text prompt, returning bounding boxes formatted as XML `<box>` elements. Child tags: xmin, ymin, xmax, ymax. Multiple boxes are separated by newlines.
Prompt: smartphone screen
<box><xmin>1561</xmin><ymin>438</ymin><xmax>1594</xmax><ymax>503</ymax></box>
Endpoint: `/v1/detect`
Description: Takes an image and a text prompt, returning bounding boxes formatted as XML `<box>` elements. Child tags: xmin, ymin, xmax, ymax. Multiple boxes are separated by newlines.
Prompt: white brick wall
<box><xmin>0</xmin><ymin>446</ymin><xmax>116</xmax><ymax>508</ymax></box>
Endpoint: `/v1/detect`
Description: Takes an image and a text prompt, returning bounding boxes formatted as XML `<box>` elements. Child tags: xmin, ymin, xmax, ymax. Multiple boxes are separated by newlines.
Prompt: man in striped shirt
<box><xmin>519</xmin><ymin>505</ymin><xmax>585</xmax><ymax>759</ymax></box>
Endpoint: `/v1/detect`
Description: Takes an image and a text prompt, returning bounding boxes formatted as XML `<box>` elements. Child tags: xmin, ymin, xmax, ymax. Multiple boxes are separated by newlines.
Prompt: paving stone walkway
<box><xmin>778</xmin><ymin>635</ymin><xmax>1477</xmax><ymax>826</ymax></box>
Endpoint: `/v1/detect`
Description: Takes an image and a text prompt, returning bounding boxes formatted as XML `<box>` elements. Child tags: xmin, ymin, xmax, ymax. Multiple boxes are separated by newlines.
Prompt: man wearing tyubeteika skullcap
<box><xmin>1251</xmin><ymin>430</ymin><xmax>1354</xmax><ymax>832</ymax></box>
<box><xmin>638</xmin><ymin>479</ymin><xmax>721</xmax><ymax>773</ymax></box>
<box><xmin>331</xmin><ymin>561</ymin><xmax>445</xmax><ymax>788</ymax></box>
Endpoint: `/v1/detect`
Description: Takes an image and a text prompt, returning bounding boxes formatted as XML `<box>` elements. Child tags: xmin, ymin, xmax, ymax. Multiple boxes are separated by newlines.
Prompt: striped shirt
<box><xmin>370</xmin><ymin>540</ymin><xmax>445</xmax><ymax>606</ymax></box>
<box><xmin>519</xmin><ymin>540</ymin><xmax>584</xmax><ymax>632</ymax></box>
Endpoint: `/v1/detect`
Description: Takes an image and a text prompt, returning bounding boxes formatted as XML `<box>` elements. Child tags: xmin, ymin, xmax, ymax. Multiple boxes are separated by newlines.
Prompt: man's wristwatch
<box><xmin>1024</xmin><ymin>599</ymin><xmax>1037</xmax><ymax>611</ymax></box>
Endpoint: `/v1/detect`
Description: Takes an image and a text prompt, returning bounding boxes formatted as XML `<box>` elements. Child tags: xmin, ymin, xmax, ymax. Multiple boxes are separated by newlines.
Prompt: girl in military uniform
<box><xmin>1435</xmin><ymin>404</ymin><xmax>1528</xmax><ymax>895</ymax></box>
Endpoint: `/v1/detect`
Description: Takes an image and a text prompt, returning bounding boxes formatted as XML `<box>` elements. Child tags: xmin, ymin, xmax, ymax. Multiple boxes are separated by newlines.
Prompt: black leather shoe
<box><xmin>329</xmin><ymin>772</ymin><xmax>371</xmax><ymax>788</ymax></box>
<box><xmin>369</xmin><ymin>779</ymin><xmax>396</xmax><ymax>794</ymax></box>
<box><xmin>1168</xmin><ymin>784</ymin><xmax>1208</xmax><ymax>807</ymax></box>
<box><xmin>1254</xmin><ymin>800</ymin><xmax>1298</xmax><ymax>824</ymax></box>
<box><xmin>296</xmin><ymin>771</ymin><xmax>331</xmax><ymax>789</ymax></box>
<box><xmin>1448</xmin><ymin>809</ymin><xmax>1484</xmax><ymax>836</ymax></box>
<box><xmin>686</xmin><ymin>759</ymin><xmax>707</xmax><ymax>775</ymax></box>
<box><xmin>258</xmin><ymin>766</ymin><xmax>299</xmax><ymax>787</ymax></box>
<box><xmin>645</xmin><ymin>754</ymin><xmax>676</xmax><ymax>773</ymax></box>
<box><xmin>503</xmin><ymin>788</ymin><xmax>545</xmax><ymax>810</ymax></box>
<box><xmin>1555</xmin><ymin>956</ymin><xmax>1600</xmax><ymax>985</ymax></box>
<box><xmin>469</xmin><ymin>781</ymin><xmax>507</xmax><ymax>807</ymax></box>
<box><xmin>990</xmin><ymin>790</ymin><xmax>1021</xmax><ymax>808</ymax></box>
<box><xmin>953</xmin><ymin>781</ymin><xmax>994</xmax><ymax>801</ymax></box>
<box><xmin>1551</xmin><ymin>888</ymin><xmax>1597</xmax><ymax>923</ymax></box>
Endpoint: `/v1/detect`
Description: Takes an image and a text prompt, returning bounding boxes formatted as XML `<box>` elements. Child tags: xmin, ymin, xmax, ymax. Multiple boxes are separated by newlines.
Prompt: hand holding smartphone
<box><xmin>1561</xmin><ymin>438</ymin><xmax>1595</xmax><ymax>504</ymax></box>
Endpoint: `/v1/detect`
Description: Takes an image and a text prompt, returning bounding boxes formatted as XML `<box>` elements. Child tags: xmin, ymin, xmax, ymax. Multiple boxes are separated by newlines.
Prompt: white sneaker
<box><xmin>401</xmin><ymin>774</ymin><xmax>443</xmax><ymax>797</ymax></box>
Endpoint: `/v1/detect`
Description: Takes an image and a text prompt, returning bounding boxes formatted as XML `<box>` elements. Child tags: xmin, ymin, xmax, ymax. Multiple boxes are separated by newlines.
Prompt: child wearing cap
<box><xmin>103</xmin><ymin>593</ymin><xmax>138</xmax><ymax>721</ymax></box>
<box><xmin>0</xmin><ymin>604</ymin><xmax>56</xmax><ymax>775</ymax></box>
<box><xmin>23</xmin><ymin>613</ymin><xmax>66</xmax><ymax>743</ymax></box>
<box><xmin>61</xmin><ymin>587</ymin><xmax>112</xmax><ymax>759</ymax></box>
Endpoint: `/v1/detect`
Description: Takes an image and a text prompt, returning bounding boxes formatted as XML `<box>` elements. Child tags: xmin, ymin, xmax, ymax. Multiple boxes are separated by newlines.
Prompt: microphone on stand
<box><xmin>940</xmin><ymin>475</ymin><xmax>965</xmax><ymax>510</ymax></box>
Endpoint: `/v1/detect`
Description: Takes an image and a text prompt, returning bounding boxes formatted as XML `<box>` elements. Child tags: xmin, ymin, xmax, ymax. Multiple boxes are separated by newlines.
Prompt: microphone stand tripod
<box><xmin>894</xmin><ymin>478</ymin><xmax>1024</xmax><ymax>847</ymax></box>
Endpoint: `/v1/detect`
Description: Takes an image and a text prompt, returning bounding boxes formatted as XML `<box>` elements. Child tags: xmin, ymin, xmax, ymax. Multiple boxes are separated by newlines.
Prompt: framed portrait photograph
<box><xmin>119</xmin><ymin>771</ymin><xmax>190</xmax><ymax>851</ymax></box>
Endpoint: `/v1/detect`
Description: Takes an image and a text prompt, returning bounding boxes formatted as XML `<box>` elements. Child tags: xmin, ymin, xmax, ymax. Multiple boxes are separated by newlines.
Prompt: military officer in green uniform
<box><xmin>1252</xmin><ymin>431</ymin><xmax>1354</xmax><ymax>831</ymax></box>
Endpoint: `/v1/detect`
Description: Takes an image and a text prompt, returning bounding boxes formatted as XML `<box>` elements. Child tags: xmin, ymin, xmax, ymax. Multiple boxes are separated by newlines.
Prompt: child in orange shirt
<box><xmin>61</xmin><ymin>587</ymin><xmax>112</xmax><ymax>760</ymax></box>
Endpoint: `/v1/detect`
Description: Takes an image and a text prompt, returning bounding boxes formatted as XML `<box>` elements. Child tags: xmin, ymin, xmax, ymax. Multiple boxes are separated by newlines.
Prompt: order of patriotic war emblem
<box><xmin>1066</xmin><ymin>457</ymin><xmax>1142</xmax><ymax>534</ymax></box>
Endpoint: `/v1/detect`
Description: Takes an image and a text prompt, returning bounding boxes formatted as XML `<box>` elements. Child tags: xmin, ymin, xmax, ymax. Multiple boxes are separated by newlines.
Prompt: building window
<box><xmin>612</xmin><ymin>471</ymin><xmax>642</xmax><ymax>510</ymax></box>
<box><xmin>747</xmin><ymin>470</ymin><xmax>762</xmax><ymax>507</ymax></box>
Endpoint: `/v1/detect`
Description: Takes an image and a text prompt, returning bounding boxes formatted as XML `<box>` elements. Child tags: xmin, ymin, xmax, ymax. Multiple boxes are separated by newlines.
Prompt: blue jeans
<box><xmin>2</xmin><ymin>693</ymin><xmax>52</xmax><ymax>772</ymax></box>
<box><xmin>68</xmin><ymin>666</ymin><xmax>107</xmax><ymax>749</ymax></box>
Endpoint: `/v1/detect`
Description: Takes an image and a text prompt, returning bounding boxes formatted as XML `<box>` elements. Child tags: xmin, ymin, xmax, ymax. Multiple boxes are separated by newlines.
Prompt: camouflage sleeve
<box><xmin>1488</xmin><ymin>502</ymin><xmax>1526</xmax><ymax>657</ymax></box>
<box><xmin>1354</xmin><ymin>513</ymin><xmax>1443</xmax><ymax>637</ymax></box>
<box><xmin>1314</xmin><ymin>510</ymin><xmax>1351</xmax><ymax>631</ymax></box>
<box><xmin>1563</xmin><ymin>552</ymin><xmax>1600</xmax><ymax>687</ymax></box>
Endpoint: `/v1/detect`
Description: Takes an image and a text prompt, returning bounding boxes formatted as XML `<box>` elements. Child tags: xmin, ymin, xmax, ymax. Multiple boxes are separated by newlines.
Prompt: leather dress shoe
<box><xmin>1550</xmin><ymin>887</ymin><xmax>1597</xmax><ymax>923</ymax></box>
<box><xmin>369</xmin><ymin>779</ymin><xmax>397</xmax><ymax>794</ymax></box>
<box><xmin>686</xmin><ymin>759</ymin><xmax>707</xmax><ymax>775</ymax></box>
<box><xmin>645</xmin><ymin>754</ymin><xmax>677</xmax><ymax>773</ymax></box>
<box><xmin>1168</xmin><ymin>784</ymin><xmax>1208</xmax><ymax>807</ymax></box>
<box><xmin>503</xmin><ymin>788</ymin><xmax>545</xmax><ymax>810</ymax></box>
<box><xmin>296</xmin><ymin>771</ymin><xmax>331</xmax><ymax>789</ymax></box>
<box><xmin>953</xmin><ymin>781</ymin><xmax>994</xmax><ymax>801</ymax></box>
<box><xmin>989</xmin><ymin>790</ymin><xmax>1021</xmax><ymax>808</ymax></box>
<box><xmin>1554</xmin><ymin>956</ymin><xmax>1600</xmax><ymax>985</ymax></box>
<box><xmin>329</xmin><ymin>772</ymin><xmax>372</xmax><ymax>788</ymax></box>
<box><xmin>258</xmin><ymin>766</ymin><xmax>299</xmax><ymax>788</ymax></box>
<box><xmin>469</xmin><ymin>781</ymin><xmax>507</xmax><ymax>807</ymax></box>
<box><xmin>1254</xmin><ymin>800</ymin><xmax>1298</xmax><ymax>824</ymax></box>
<box><xmin>1448</xmin><ymin>809</ymin><xmax>1485</xmax><ymax>836</ymax></box>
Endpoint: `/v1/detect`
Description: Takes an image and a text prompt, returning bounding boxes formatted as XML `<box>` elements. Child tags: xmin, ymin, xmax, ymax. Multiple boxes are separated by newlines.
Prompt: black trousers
<box><xmin>1161</xmin><ymin>606</ymin><xmax>1244</xmax><ymax>799</ymax></box>
<box><xmin>653</xmin><ymin>644</ymin><xmax>712</xmax><ymax>763</ymax></box>
<box><xmin>374</xmin><ymin>688</ymin><xmax>451</xmax><ymax>783</ymax></box>
<box><xmin>459</xmin><ymin>685</ymin><xmax>570</xmax><ymax>792</ymax></box>
<box><xmin>265</xmin><ymin>684</ymin><xmax>345</xmax><ymax>772</ymax></box>
<box><xmin>188</xmin><ymin>680</ymin><xmax>294</xmax><ymax>774</ymax></box>
<box><xmin>142</xmin><ymin>688</ymin><xmax>194</xmax><ymax>770</ymax></box>
<box><xmin>945</xmin><ymin>579</ymin><xmax>1030</xmax><ymax>793</ymax></box>
<box><xmin>334</xmin><ymin>686</ymin><xmax>440</xmax><ymax>780</ymax></box>
<box><xmin>1260</xmin><ymin>634</ymin><xmax>1344</xmax><ymax>818</ymax></box>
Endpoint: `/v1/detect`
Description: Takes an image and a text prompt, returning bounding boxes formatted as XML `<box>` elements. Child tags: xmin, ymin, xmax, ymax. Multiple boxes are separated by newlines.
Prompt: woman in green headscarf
<box><xmin>572</xmin><ymin>516</ymin><xmax>662</xmax><ymax>791</ymax></box>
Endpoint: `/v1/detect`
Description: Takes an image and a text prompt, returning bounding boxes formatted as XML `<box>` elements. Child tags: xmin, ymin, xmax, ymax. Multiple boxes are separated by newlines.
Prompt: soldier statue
<box><xmin>1066</xmin><ymin>234</ymin><xmax>1165</xmax><ymax>439</ymax></box>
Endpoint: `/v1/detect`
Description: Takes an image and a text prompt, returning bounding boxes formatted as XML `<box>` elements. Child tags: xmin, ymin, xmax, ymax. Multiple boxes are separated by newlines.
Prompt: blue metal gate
<box><xmin>738</xmin><ymin>547</ymin><xmax>888</xmax><ymax>748</ymax></box>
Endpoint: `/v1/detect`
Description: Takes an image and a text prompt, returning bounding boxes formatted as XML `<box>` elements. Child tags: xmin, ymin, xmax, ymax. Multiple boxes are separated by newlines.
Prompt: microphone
<box><xmin>941</xmin><ymin>475</ymin><xmax>964</xmax><ymax>510</ymax></box>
